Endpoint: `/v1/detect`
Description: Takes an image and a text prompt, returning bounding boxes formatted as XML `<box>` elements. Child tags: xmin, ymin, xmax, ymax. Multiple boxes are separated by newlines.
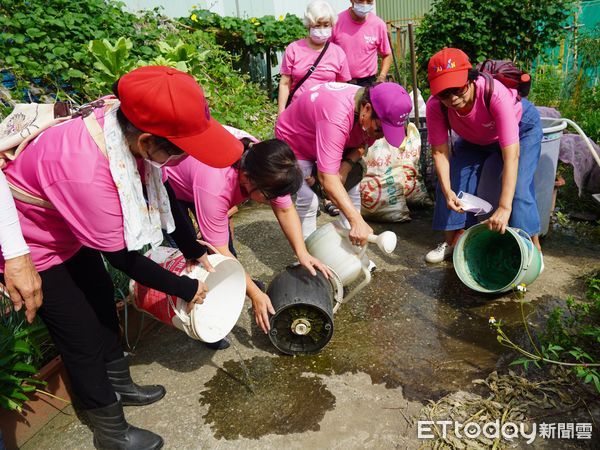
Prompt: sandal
<box><xmin>323</xmin><ymin>202</ymin><xmax>340</xmax><ymax>217</ymax></box>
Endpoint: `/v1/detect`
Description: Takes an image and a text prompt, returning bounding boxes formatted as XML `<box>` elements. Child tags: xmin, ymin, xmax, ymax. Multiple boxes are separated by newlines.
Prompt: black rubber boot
<box><xmin>86</xmin><ymin>400</ymin><xmax>164</xmax><ymax>450</ymax></box>
<box><xmin>106</xmin><ymin>357</ymin><xmax>166</xmax><ymax>406</ymax></box>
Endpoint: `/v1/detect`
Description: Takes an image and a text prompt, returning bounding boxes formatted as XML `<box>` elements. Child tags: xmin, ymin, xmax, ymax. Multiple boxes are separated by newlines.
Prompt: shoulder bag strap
<box><xmin>480</xmin><ymin>71</ymin><xmax>495</xmax><ymax>113</ymax></box>
<box><xmin>7</xmin><ymin>101</ymin><xmax>116</xmax><ymax>209</ymax></box>
<box><xmin>285</xmin><ymin>42</ymin><xmax>330</xmax><ymax>108</ymax></box>
<box><xmin>8</xmin><ymin>182</ymin><xmax>55</xmax><ymax>209</ymax></box>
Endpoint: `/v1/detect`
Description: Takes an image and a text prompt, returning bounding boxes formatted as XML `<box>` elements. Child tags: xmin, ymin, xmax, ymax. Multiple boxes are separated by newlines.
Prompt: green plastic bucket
<box><xmin>453</xmin><ymin>224</ymin><xmax>542</xmax><ymax>293</ymax></box>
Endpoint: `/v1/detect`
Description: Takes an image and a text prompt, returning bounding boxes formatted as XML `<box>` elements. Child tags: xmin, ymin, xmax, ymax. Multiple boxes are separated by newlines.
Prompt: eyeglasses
<box><xmin>247</xmin><ymin>185</ymin><xmax>278</xmax><ymax>201</ymax></box>
<box><xmin>436</xmin><ymin>83</ymin><xmax>469</xmax><ymax>100</ymax></box>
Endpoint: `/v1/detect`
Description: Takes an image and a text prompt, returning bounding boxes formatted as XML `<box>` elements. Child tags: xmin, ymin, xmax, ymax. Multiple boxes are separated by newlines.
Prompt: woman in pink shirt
<box><xmin>0</xmin><ymin>67</ymin><xmax>243</xmax><ymax>450</ymax></box>
<box><xmin>166</xmin><ymin>133</ymin><xmax>329</xmax><ymax>335</ymax></box>
<box><xmin>424</xmin><ymin>48</ymin><xmax>543</xmax><ymax>264</ymax></box>
<box><xmin>331</xmin><ymin>0</ymin><xmax>392</xmax><ymax>86</ymax></box>
<box><xmin>275</xmin><ymin>81</ymin><xmax>413</xmax><ymax>246</ymax></box>
<box><xmin>277</xmin><ymin>0</ymin><xmax>351</xmax><ymax>113</ymax></box>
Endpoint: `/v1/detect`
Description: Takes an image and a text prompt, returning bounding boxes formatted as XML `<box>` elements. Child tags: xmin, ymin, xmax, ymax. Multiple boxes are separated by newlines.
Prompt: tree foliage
<box><xmin>416</xmin><ymin>0</ymin><xmax>576</xmax><ymax>71</ymax></box>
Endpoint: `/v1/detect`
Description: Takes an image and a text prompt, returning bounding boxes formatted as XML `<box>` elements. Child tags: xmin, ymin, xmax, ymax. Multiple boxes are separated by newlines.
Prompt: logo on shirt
<box><xmin>323</xmin><ymin>82</ymin><xmax>351</xmax><ymax>91</ymax></box>
<box><xmin>482</xmin><ymin>121</ymin><xmax>496</xmax><ymax>129</ymax></box>
<box><xmin>364</xmin><ymin>35</ymin><xmax>377</xmax><ymax>45</ymax></box>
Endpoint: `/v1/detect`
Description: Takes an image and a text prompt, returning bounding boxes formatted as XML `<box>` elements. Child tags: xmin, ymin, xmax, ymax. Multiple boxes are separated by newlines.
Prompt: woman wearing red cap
<box><xmin>424</xmin><ymin>48</ymin><xmax>543</xmax><ymax>264</ymax></box>
<box><xmin>275</xmin><ymin>81</ymin><xmax>413</xmax><ymax>247</ymax></box>
<box><xmin>0</xmin><ymin>66</ymin><xmax>243</xmax><ymax>449</ymax></box>
<box><xmin>166</xmin><ymin>127</ymin><xmax>330</xmax><ymax>335</ymax></box>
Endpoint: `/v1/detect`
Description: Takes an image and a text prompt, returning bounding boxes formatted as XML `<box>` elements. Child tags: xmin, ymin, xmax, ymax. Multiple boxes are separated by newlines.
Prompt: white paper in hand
<box><xmin>457</xmin><ymin>191</ymin><xmax>493</xmax><ymax>216</ymax></box>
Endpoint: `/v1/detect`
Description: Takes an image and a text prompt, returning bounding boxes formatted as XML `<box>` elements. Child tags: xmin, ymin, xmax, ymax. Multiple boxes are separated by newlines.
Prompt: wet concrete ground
<box><xmin>21</xmin><ymin>204</ymin><xmax>599</xmax><ymax>449</ymax></box>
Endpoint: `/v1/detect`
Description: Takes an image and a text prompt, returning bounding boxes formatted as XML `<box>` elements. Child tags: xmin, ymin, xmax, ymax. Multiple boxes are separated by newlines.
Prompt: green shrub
<box><xmin>416</xmin><ymin>0</ymin><xmax>576</xmax><ymax>72</ymax></box>
<box><xmin>0</xmin><ymin>0</ymin><xmax>277</xmax><ymax>139</ymax></box>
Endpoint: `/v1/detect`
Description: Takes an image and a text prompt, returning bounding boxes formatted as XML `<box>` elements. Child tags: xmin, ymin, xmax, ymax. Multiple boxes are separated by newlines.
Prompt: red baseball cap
<box><xmin>118</xmin><ymin>66</ymin><xmax>242</xmax><ymax>168</ymax></box>
<box><xmin>427</xmin><ymin>48</ymin><xmax>472</xmax><ymax>96</ymax></box>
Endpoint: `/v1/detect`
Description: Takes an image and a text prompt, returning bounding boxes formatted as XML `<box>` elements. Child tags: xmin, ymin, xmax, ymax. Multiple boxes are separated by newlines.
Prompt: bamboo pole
<box><xmin>266</xmin><ymin>47</ymin><xmax>272</xmax><ymax>98</ymax></box>
<box><xmin>408</xmin><ymin>22</ymin><xmax>419</xmax><ymax>126</ymax></box>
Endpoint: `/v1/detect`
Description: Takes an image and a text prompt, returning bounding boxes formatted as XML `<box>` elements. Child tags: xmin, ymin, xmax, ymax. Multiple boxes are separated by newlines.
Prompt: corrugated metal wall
<box><xmin>377</xmin><ymin>0</ymin><xmax>435</xmax><ymax>23</ymax></box>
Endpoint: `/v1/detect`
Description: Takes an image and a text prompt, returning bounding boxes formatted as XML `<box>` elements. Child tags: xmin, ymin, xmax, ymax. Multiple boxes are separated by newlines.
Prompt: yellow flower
<box><xmin>488</xmin><ymin>316</ymin><xmax>496</xmax><ymax>324</ymax></box>
<box><xmin>278</xmin><ymin>15</ymin><xmax>284</xmax><ymax>21</ymax></box>
<box><xmin>191</xmin><ymin>13</ymin><xmax>198</xmax><ymax>22</ymax></box>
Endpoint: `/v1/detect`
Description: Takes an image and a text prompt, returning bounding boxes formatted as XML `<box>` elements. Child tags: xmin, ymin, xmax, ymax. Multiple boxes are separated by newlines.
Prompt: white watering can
<box><xmin>305</xmin><ymin>222</ymin><xmax>397</xmax><ymax>313</ymax></box>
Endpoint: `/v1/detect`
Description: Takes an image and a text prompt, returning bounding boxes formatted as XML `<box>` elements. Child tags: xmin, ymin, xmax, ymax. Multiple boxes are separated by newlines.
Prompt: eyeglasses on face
<box><xmin>436</xmin><ymin>83</ymin><xmax>469</xmax><ymax>100</ymax></box>
<box><xmin>247</xmin><ymin>185</ymin><xmax>278</xmax><ymax>201</ymax></box>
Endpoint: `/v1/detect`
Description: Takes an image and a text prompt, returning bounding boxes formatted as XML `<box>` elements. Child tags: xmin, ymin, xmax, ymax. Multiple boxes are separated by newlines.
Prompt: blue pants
<box><xmin>432</xmin><ymin>98</ymin><xmax>543</xmax><ymax>236</ymax></box>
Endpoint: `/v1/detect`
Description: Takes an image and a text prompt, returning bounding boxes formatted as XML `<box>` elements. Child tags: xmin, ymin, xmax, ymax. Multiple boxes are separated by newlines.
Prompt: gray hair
<box><xmin>303</xmin><ymin>0</ymin><xmax>337</xmax><ymax>28</ymax></box>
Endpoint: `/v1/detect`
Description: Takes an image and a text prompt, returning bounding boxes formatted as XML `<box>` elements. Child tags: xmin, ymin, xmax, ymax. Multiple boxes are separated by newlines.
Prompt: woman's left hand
<box><xmin>186</xmin><ymin>253</ymin><xmax>216</xmax><ymax>273</ymax></box>
<box><xmin>484</xmin><ymin>206</ymin><xmax>511</xmax><ymax>234</ymax></box>
<box><xmin>298</xmin><ymin>252</ymin><xmax>331</xmax><ymax>279</ymax></box>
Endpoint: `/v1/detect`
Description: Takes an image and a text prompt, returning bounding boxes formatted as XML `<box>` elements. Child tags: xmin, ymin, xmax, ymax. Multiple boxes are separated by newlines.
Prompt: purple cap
<box><xmin>370</xmin><ymin>83</ymin><xmax>412</xmax><ymax>147</ymax></box>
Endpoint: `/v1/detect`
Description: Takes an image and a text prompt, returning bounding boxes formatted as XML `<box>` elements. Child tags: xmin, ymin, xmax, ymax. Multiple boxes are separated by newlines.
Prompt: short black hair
<box><xmin>358</xmin><ymin>84</ymin><xmax>380</xmax><ymax>120</ymax></box>
<box><xmin>468</xmin><ymin>68</ymin><xmax>480</xmax><ymax>82</ymax></box>
<box><xmin>240</xmin><ymin>139</ymin><xmax>303</xmax><ymax>199</ymax></box>
<box><xmin>112</xmin><ymin>79</ymin><xmax>183</xmax><ymax>156</ymax></box>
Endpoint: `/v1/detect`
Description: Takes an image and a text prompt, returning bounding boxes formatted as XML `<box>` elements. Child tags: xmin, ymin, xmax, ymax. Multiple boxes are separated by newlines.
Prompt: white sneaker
<box><xmin>425</xmin><ymin>242</ymin><xmax>454</xmax><ymax>263</ymax></box>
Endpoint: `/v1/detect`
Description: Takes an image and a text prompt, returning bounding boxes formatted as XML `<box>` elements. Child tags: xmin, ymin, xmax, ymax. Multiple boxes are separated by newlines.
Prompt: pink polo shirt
<box><xmin>281</xmin><ymin>38</ymin><xmax>351</xmax><ymax>103</ymax></box>
<box><xmin>331</xmin><ymin>9</ymin><xmax>391</xmax><ymax>79</ymax></box>
<box><xmin>165</xmin><ymin>132</ymin><xmax>293</xmax><ymax>247</ymax></box>
<box><xmin>275</xmin><ymin>82</ymin><xmax>374</xmax><ymax>174</ymax></box>
<box><xmin>427</xmin><ymin>76</ymin><xmax>523</xmax><ymax>148</ymax></box>
<box><xmin>0</xmin><ymin>107</ymin><xmax>127</xmax><ymax>272</ymax></box>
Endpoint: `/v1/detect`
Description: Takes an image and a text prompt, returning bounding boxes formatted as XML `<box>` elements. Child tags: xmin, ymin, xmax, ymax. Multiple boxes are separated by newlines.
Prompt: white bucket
<box><xmin>132</xmin><ymin>246</ymin><xmax>246</xmax><ymax>343</ymax></box>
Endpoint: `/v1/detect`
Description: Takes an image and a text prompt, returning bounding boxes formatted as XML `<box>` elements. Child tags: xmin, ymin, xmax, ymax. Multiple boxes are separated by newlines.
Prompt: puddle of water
<box><xmin>201</xmin><ymin>266</ymin><xmax>560</xmax><ymax>440</ymax></box>
<box><xmin>200</xmin><ymin>355</ymin><xmax>335</xmax><ymax>439</ymax></box>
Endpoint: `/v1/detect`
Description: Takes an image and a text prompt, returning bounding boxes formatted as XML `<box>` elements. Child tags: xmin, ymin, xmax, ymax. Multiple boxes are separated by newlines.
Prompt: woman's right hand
<box><xmin>348</xmin><ymin>218</ymin><xmax>373</xmax><ymax>247</ymax></box>
<box><xmin>445</xmin><ymin>191</ymin><xmax>464</xmax><ymax>213</ymax></box>
<box><xmin>186</xmin><ymin>281</ymin><xmax>209</xmax><ymax>313</ymax></box>
<box><xmin>252</xmin><ymin>291</ymin><xmax>276</xmax><ymax>334</ymax></box>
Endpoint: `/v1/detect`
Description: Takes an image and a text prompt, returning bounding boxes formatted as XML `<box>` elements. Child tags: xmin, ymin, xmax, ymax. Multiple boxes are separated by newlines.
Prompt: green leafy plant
<box><xmin>0</xmin><ymin>0</ymin><xmax>165</xmax><ymax>102</ymax></box>
<box><xmin>0</xmin><ymin>294</ymin><xmax>65</xmax><ymax>412</ymax></box>
<box><xmin>416</xmin><ymin>0</ymin><xmax>576</xmax><ymax>71</ymax></box>
<box><xmin>185</xmin><ymin>10</ymin><xmax>306</xmax><ymax>54</ymax></box>
<box><xmin>490</xmin><ymin>272</ymin><xmax>600</xmax><ymax>393</ymax></box>
<box><xmin>88</xmin><ymin>37</ymin><xmax>136</xmax><ymax>88</ymax></box>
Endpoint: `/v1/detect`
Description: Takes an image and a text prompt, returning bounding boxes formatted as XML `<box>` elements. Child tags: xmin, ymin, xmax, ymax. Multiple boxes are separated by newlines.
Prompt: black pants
<box><xmin>179</xmin><ymin>200</ymin><xmax>237</xmax><ymax>257</ymax></box>
<box><xmin>349</xmin><ymin>75</ymin><xmax>377</xmax><ymax>87</ymax></box>
<box><xmin>35</xmin><ymin>247</ymin><xmax>121</xmax><ymax>409</ymax></box>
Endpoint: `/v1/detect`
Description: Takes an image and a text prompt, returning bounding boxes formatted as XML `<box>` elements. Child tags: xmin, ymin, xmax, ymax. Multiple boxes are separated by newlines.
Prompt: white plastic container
<box><xmin>535</xmin><ymin>118</ymin><xmax>567</xmax><ymax>235</ymax></box>
<box><xmin>132</xmin><ymin>247</ymin><xmax>246</xmax><ymax>343</ymax></box>
<box><xmin>305</xmin><ymin>222</ymin><xmax>397</xmax><ymax>308</ymax></box>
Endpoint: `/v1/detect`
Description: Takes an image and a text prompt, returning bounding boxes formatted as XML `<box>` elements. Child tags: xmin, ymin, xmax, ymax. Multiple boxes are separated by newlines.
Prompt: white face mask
<box><xmin>145</xmin><ymin>153</ymin><xmax>187</xmax><ymax>169</ymax></box>
<box><xmin>353</xmin><ymin>2</ymin><xmax>373</xmax><ymax>17</ymax></box>
<box><xmin>310</xmin><ymin>27</ymin><xmax>332</xmax><ymax>44</ymax></box>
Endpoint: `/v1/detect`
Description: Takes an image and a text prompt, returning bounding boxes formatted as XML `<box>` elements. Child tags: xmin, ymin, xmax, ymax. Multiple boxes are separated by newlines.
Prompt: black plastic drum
<box><xmin>267</xmin><ymin>265</ymin><xmax>334</xmax><ymax>355</ymax></box>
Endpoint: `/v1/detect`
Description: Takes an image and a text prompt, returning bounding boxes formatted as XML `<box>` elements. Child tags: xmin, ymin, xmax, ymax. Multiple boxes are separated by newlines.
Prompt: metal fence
<box><xmin>376</xmin><ymin>0</ymin><xmax>434</xmax><ymax>23</ymax></box>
